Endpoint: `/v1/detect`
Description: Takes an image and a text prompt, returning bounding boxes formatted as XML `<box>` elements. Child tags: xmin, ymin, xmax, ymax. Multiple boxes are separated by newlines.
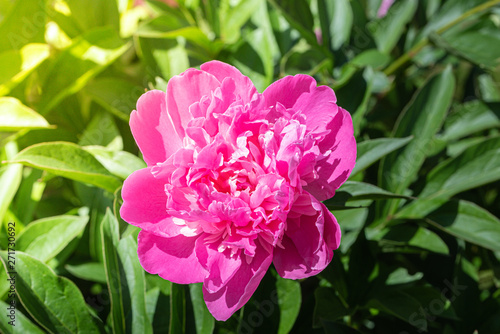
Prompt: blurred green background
<box><xmin>1</xmin><ymin>0</ymin><xmax>500</xmax><ymax>333</ymax></box>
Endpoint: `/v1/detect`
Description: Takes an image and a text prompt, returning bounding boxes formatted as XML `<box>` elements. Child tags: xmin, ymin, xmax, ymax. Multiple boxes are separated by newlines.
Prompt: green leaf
<box><xmin>0</xmin><ymin>252</ymin><xmax>104</xmax><ymax>333</ymax></box>
<box><xmin>317</xmin><ymin>0</ymin><xmax>353</xmax><ymax>50</ymax></box>
<box><xmin>101</xmin><ymin>209</ymin><xmax>125</xmax><ymax>334</ymax></box>
<box><xmin>0</xmin><ymin>0</ymin><xmax>47</xmax><ymax>51</ymax></box>
<box><xmin>136</xmin><ymin>17</ymin><xmax>222</xmax><ymax>56</ymax></box>
<box><xmin>83</xmin><ymin>77</ymin><xmax>144</xmax><ymax>121</ymax></box>
<box><xmin>397</xmin><ymin>136</ymin><xmax>500</xmax><ymax>218</ymax></box>
<box><xmin>17</xmin><ymin>215</ymin><xmax>89</xmax><ymax>263</ymax></box>
<box><xmin>276</xmin><ymin>276</ymin><xmax>301</xmax><ymax>334</ymax></box>
<box><xmin>352</xmin><ymin>136</ymin><xmax>413</xmax><ymax>176</ymax></box>
<box><xmin>425</xmin><ymin>200</ymin><xmax>500</xmax><ymax>252</ymax></box>
<box><xmin>313</xmin><ymin>287</ymin><xmax>349</xmax><ymax>327</ymax></box>
<box><xmin>368</xmin><ymin>0</ymin><xmax>418</xmax><ymax>54</ymax></box>
<box><xmin>0</xmin><ymin>299</ymin><xmax>45</xmax><ymax>334</ymax></box>
<box><xmin>64</xmin><ymin>0</ymin><xmax>120</xmax><ymax>33</ymax></box>
<box><xmin>0</xmin><ymin>97</ymin><xmax>51</xmax><ymax>131</ymax></box>
<box><xmin>220</xmin><ymin>0</ymin><xmax>262</xmax><ymax>44</ymax></box>
<box><xmin>65</xmin><ymin>262</ymin><xmax>107</xmax><ymax>284</ymax></box>
<box><xmin>325</xmin><ymin>181</ymin><xmax>410</xmax><ymax>209</ymax></box>
<box><xmin>0</xmin><ymin>143</ymin><xmax>22</xmax><ymax>224</ymax></box>
<box><xmin>84</xmin><ymin>146</ymin><xmax>146</xmax><ymax>179</ymax></box>
<box><xmin>437</xmin><ymin>20</ymin><xmax>500</xmax><ymax>69</ymax></box>
<box><xmin>117</xmin><ymin>236</ymin><xmax>153</xmax><ymax>334</ymax></box>
<box><xmin>38</xmin><ymin>27</ymin><xmax>130</xmax><ymax>114</ymax></box>
<box><xmin>376</xmin><ymin>224</ymin><xmax>449</xmax><ymax>254</ymax></box>
<box><xmin>0</xmin><ymin>44</ymin><xmax>50</xmax><ymax>96</ymax></box>
<box><xmin>380</xmin><ymin>66</ymin><xmax>455</xmax><ymax>214</ymax></box>
<box><xmin>9</xmin><ymin>141</ymin><xmax>122</xmax><ymax>193</ymax></box>
<box><xmin>440</xmin><ymin>101</ymin><xmax>500</xmax><ymax>142</ymax></box>
<box><xmin>368</xmin><ymin>289</ymin><xmax>427</xmax><ymax>331</ymax></box>
<box><xmin>101</xmin><ymin>210</ymin><xmax>153</xmax><ymax>334</ymax></box>
<box><xmin>267</xmin><ymin>0</ymin><xmax>319</xmax><ymax>50</ymax></box>
<box><xmin>170</xmin><ymin>283</ymin><xmax>186</xmax><ymax>334</ymax></box>
<box><xmin>189</xmin><ymin>283</ymin><xmax>215</xmax><ymax>334</ymax></box>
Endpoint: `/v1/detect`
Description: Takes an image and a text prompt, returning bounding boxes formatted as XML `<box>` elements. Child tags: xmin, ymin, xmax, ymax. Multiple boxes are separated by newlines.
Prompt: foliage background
<box><xmin>1</xmin><ymin>0</ymin><xmax>500</xmax><ymax>333</ymax></box>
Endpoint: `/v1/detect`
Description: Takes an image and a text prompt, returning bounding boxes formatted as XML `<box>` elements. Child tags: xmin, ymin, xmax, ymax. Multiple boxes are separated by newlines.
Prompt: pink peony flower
<box><xmin>120</xmin><ymin>61</ymin><xmax>356</xmax><ymax>321</ymax></box>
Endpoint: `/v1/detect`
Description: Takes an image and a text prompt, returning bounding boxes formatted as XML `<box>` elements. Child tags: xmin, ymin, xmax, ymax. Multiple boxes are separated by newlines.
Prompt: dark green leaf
<box><xmin>397</xmin><ymin>136</ymin><xmax>500</xmax><ymax>218</ymax></box>
<box><xmin>352</xmin><ymin>136</ymin><xmax>413</xmax><ymax>176</ymax></box>
<box><xmin>189</xmin><ymin>283</ymin><xmax>215</xmax><ymax>334</ymax></box>
<box><xmin>313</xmin><ymin>287</ymin><xmax>348</xmax><ymax>327</ymax></box>
<box><xmin>425</xmin><ymin>200</ymin><xmax>500</xmax><ymax>252</ymax></box>
<box><xmin>170</xmin><ymin>283</ymin><xmax>186</xmax><ymax>334</ymax></box>
<box><xmin>380</xmin><ymin>66</ymin><xmax>455</xmax><ymax>215</ymax></box>
<box><xmin>441</xmin><ymin>101</ymin><xmax>500</xmax><ymax>141</ymax></box>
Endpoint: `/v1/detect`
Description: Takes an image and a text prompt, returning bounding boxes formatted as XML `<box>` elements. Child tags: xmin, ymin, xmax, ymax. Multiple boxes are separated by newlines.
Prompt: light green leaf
<box><xmin>318</xmin><ymin>0</ymin><xmax>353</xmax><ymax>50</ymax></box>
<box><xmin>0</xmin><ymin>44</ymin><xmax>50</xmax><ymax>96</ymax></box>
<box><xmin>189</xmin><ymin>283</ymin><xmax>215</xmax><ymax>334</ymax></box>
<box><xmin>65</xmin><ymin>0</ymin><xmax>120</xmax><ymax>33</ymax></box>
<box><xmin>0</xmin><ymin>142</ymin><xmax>22</xmax><ymax>224</ymax></box>
<box><xmin>136</xmin><ymin>17</ymin><xmax>222</xmax><ymax>55</ymax></box>
<box><xmin>84</xmin><ymin>146</ymin><xmax>146</xmax><ymax>179</ymax></box>
<box><xmin>425</xmin><ymin>200</ymin><xmax>500</xmax><ymax>252</ymax></box>
<box><xmin>117</xmin><ymin>236</ymin><xmax>153</xmax><ymax>334</ymax></box>
<box><xmin>352</xmin><ymin>136</ymin><xmax>413</xmax><ymax>176</ymax></box>
<box><xmin>101</xmin><ymin>209</ymin><xmax>125</xmax><ymax>334</ymax></box>
<box><xmin>38</xmin><ymin>27</ymin><xmax>130</xmax><ymax>114</ymax></box>
<box><xmin>368</xmin><ymin>0</ymin><xmax>418</xmax><ymax>54</ymax></box>
<box><xmin>0</xmin><ymin>0</ymin><xmax>47</xmax><ymax>51</ymax></box>
<box><xmin>380</xmin><ymin>66</ymin><xmax>455</xmax><ymax>215</ymax></box>
<box><xmin>0</xmin><ymin>97</ymin><xmax>51</xmax><ymax>131</ymax></box>
<box><xmin>0</xmin><ymin>299</ymin><xmax>45</xmax><ymax>334</ymax></box>
<box><xmin>221</xmin><ymin>0</ymin><xmax>262</xmax><ymax>44</ymax></box>
<box><xmin>0</xmin><ymin>252</ymin><xmax>104</xmax><ymax>333</ymax></box>
<box><xmin>101</xmin><ymin>210</ymin><xmax>153</xmax><ymax>334</ymax></box>
<box><xmin>65</xmin><ymin>262</ymin><xmax>106</xmax><ymax>284</ymax></box>
<box><xmin>276</xmin><ymin>276</ymin><xmax>301</xmax><ymax>334</ymax></box>
<box><xmin>9</xmin><ymin>141</ymin><xmax>122</xmax><ymax>193</ymax></box>
<box><xmin>17</xmin><ymin>215</ymin><xmax>89</xmax><ymax>263</ymax></box>
<box><xmin>397</xmin><ymin>136</ymin><xmax>500</xmax><ymax>218</ymax></box>
<box><xmin>83</xmin><ymin>77</ymin><xmax>144</xmax><ymax>121</ymax></box>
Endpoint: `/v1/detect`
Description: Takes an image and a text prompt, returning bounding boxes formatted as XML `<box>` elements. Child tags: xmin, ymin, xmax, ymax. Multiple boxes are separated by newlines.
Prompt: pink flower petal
<box><xmin>202</xmin><ymin>240</ymin><xmax>273</xmax><ymax>321</ymax></box>
<box><xmin>166</xmin><ymin>69</ymin><xmax>221</xmax><ymax>138</ymax></box>
<box><xmin>130</xmin><ymin>90</ymin><xmax>183</xmax><ymax>166</ymax></box>
<box><xmin>263</xmin><ymin>74</ymin><xmax>317</xmax><ymax>109</ymax></box>
<box><xmin>273</xmin><ymin>195</ymin><xmax>341</xmax><ymax>279</ymax></box>
<box><xmin>137</xmin><ymin>230</ymin><xmax>207</xmax><ymax>284</ymax></box>
<box><xmin>304</xmin><ymin>107</ymin><xmax>357</xmax><ymax>201</ymax></box>
<box><xmin>200</xmin><ymin>60</ymin><xmax>258</xmax><ymax>103</ymax></box>
<box><xmin>120</xmin><ymin>167</ymin><xmax>182</xmax><ymax>237</ymax></box>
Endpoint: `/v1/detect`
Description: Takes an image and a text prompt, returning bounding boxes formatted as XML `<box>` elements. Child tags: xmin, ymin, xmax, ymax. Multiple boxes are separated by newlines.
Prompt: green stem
<box><xmin>384</xmin><ymin>0</ymin><xmax>500</xmax><ymax>76</ymax></box>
